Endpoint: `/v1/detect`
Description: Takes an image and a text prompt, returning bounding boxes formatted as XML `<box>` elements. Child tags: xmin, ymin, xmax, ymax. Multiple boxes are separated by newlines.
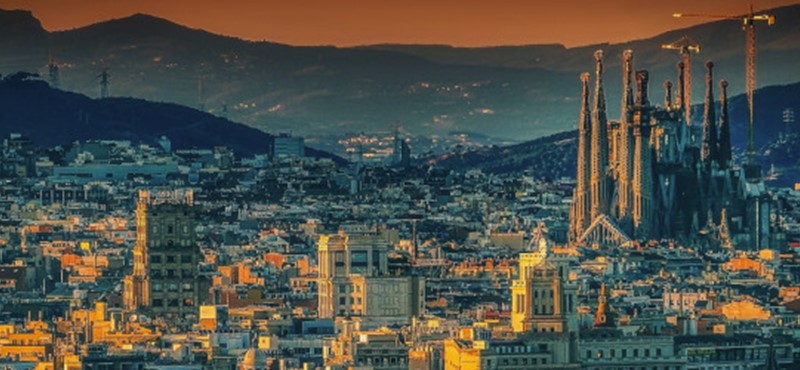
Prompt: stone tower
<box><xmin>589</xmin><ymin>50</ymin><xmax>610</xmax><ymax>221</ymax></box>
<box><xmin>617</xmin><ymin>50</ymin><xmax>635</xmax><ymax>224</ymax></box>
<box><xmin>631</xmin><ymin>71</ymin><xmax>654</xmax><ymax>238</ymax></box>
<box><xmin>570</xmin><ymin>72</ymin><xmax>593</xmax><ymax>240</ymax></box>
<box><xmin>701</xmin><ymin>61</ymin><xmax>719</xmax><ymax>164</ymax></box>
<box><xmin>718</xmin><ymin>80</ymin><xmax>732</xmax><ymax>169</ymax></box>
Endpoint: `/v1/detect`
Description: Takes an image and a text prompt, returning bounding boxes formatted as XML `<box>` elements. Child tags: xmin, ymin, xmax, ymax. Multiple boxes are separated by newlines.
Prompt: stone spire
<box><xmin>617</xmin><ymin>51</ymin><xmax>634</xmax><ymax>222</ymax></box>
<box><xmin>664</xmin><ymin>81</ymin><xmax>673</xmax><ymax>108</ymax></box>
<box><xmin>635</xmin><ymin>70</ymin><xmax>649</xmax><ymax>107</ymax></box>
<box><xmin>632</xmin><ymin>70</ymin><xmax>654</xmax><ymax>238</ymax></box>
<box><xmin>676</xmin><ymin>63</ymin><xmax>685</xmax><ymax>107</ymax></box>
<box><xmin>621</xmin><ymin>50</ymin><xmax>635</xmax><ymax>116</ymax></box>
<box><xmin>590</xmin><ymin>50</ymin><xmax>610</xmax><ymax>221</ymax></box>
<box><xmin>570</xmin><ymin>73</ymin><xmax>593</xmax><ymax>240</ymax></box>
<box><xmin>701</xmin><ymin>61</ymin><xmax>718</xmax><ymax>164</ymax></box>
<box><xmin>718</xmin><ymin>80</ymin><xmax>732</xmax><ymax>169</ymax></box>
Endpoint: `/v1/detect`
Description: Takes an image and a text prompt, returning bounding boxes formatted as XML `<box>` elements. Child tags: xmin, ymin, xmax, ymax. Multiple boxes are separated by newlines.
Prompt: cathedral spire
<box><xmin>676</xmin><ymin>62</ymin><xmax>685</xmax><ymax>109</ymax></box>
<box><xmin>635</xmin><ymin>70</ymin><xmax>649</xmax><ymax>107</ymax></box>
<box><xmin>664</xmin><ymin>81</ymin><xmax>673</xmax><ymax>108</ymax></box>
<box><xmin>718</xmin><ymin>80</ymin><xmax>732</xmax><ymax>169</ymax></box>
<box><xmin>621</xmin><ymin>50</ymin><xmax>634</xmax><ymax>117</ymax></box>
<box><xmin>570</xmin><ymin>73</ymin><xmax>592</xmax><ymax>241</ymax></box>
<box><xmin>590</xmin><ymin>50</ymin><xmax>610</xmax><ymax>221</ymax></box>
<box><xmin>702</xmin><ymin>61</ymin><xmax>719</xmax><ymax>164</ymax></box>
<box><xmin>617</xmin><ymin>51</ymin><xmax>634</xmax><ymax>222</ymax></box>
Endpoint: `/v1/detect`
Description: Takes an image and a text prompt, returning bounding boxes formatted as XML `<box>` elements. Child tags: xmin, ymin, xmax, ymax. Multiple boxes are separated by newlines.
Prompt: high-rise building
<box><xmin>317</xmin><ymin>230</ymin><xmax>424</xmax><ymax>323</ymax></box>
<box><xmin>124</xmin><ymin>190</ymin><xmax>204</xmax><ymax>323</ymax></box>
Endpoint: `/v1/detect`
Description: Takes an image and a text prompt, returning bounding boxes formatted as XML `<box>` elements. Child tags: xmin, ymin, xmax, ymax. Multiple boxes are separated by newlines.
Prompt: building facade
<box><xmin>317</xmin><ymin>230</ymin><xmax>425</xmax><ymax>321</ymax></box>
<box><xmin>124</xmin><ymin>190</ymin><xmax>204</xmax><ymax>323</ymax></box>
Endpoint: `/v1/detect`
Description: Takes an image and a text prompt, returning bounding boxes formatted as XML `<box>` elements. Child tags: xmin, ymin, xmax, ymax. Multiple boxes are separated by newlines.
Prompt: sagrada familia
<box><xmin>569</xmin><ymin>49</ymin><xmax>775</xmax><ymax>249</ymax></box>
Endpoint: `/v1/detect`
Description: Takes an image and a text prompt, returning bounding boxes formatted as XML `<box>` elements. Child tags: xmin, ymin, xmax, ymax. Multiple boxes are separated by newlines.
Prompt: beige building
<box><xmin>510</xmin><ymin>227</ymin><xmax>578</xmax><ymax>333</ymax></box>
<box><xmin>326</xmin><ymin>326</ymin><xmax>409</xmax><ymax>369</ymax></box>
<box><xmin>317</xmin><ymin>230</ymin><xmax>424</xmax><ymax>321</ymax></box>
<box><xmin>124</xmin><ymin>190</ymin><xmax>204</xmax><ymax>324</ymax></box>
<box><xmin>444</xmin><ymin>335</ymin><xmax>579</xmax><ymax>370</ymax></box>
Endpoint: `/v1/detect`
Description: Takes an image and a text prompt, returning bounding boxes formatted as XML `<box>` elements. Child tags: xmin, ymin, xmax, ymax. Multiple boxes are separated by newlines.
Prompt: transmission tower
<box><xmin>98</xmin><ymin>68</ymin><xmax>110</xmax><ymax>99</ymax></box>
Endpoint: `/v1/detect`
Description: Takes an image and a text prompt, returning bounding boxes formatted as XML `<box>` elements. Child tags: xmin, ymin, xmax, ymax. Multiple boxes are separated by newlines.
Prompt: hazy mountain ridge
<box><xmin>0</xmin><ymin>74</ymin><xmax>341</xmax><ymax>161</ymax></box>
<box><xmin>0</xmin><ymin>6</ymin><xmax>798</xmax><ymax>143</ymax></box>
<box><xmin>427</xmin><ymin>81</ymin><xmax>800</xmax><ymax>186</ymax></box>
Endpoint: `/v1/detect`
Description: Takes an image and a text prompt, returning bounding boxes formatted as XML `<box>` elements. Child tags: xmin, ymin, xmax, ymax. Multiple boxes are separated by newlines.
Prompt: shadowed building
<box><xmin>123</xmin><ymin>190</ymin><xmax>204</xmax><ymax>325</ymax></box>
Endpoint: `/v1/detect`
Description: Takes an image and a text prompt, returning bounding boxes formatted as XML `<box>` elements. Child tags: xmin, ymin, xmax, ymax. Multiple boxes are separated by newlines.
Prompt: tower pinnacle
<box><xmin>701</xmin><ymin>61</ymin><xmax>718</xmax><ymax>164</ymax></box>
<box><xmin>589</xmin><ymin>50</ymin><xmax>610</xmax><ymax>221</ymax></box>
<box><xmin>718</xmin><ymin>80</ymin><xmax>732</xmax><ymax>169</ymax></box>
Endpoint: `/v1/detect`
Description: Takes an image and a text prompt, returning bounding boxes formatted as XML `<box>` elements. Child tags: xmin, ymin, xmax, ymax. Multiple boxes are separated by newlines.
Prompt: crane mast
<box><xmin>661</xmin><ymin>36</ymin><xmax>700</xmax><ymax>126</ymax></box>
<box><xmin>674</xmin><ymin>4</ymin><xmax>775</xmax><ymax>167</ymax></box>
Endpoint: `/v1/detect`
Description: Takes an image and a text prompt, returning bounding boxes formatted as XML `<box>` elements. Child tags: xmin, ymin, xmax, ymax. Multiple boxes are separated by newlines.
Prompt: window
<box><xmin>622</xmin><ymin>349</ymin><xmax>627</xmax><ymax>358</ymax></box>
<box><xmin>634</xmin><ymin>349</ymin><xmax>639</xmax><ymax>357</ymax></box>
<box><xmin>166</xmin><ymin>255</ymin><xmax>176</xmax><ymax>263</ymax></box>
<box><xmin>152</xmin><ymin>299</ymin><xmax>163</xmax><ymax>307</ymax></box>
<box><xmin>167</xmin><ymin>225</ymin><xmax>174</xmax><ymax>234</ymax></box>
<box><xmin>150</xmin><ymin>255</ymin><xmax>162</xmax><ymax>263</ymax></box>
<box><xmin>181</xmin><ymin>255</ymin><xmax>192</xmax><ymax>263</ymax></box>
<box><xmin>656</xmin><ymin>348</ymin><xmax>662</xmax><ymax>357</ymax></box>
<box><xmin>645</xmin><ymin>349</ymin><xmax>650</xmax><ymax>357</ymax></box>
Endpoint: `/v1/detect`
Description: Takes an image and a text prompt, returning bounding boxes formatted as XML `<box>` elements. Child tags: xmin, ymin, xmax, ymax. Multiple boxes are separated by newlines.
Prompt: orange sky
<box><xmin>0</xmin><ymin>0</ymin><xmax>798</xmax><ymax>47</ymax></box>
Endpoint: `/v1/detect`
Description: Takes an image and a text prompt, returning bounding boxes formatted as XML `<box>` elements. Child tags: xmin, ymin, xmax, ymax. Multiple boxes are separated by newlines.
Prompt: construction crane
<box><xmin>661</xmin><ymin>36</ymin><xmax>700</xmax><ymax>126</ymax></box>
<box><xmin>674</xmin><ymin>5</ymin><xmax>775</xmax><ymax>165</ymax></box>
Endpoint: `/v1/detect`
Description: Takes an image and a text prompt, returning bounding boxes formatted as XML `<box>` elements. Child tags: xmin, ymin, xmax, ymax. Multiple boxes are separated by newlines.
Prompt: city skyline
<box><xmin>0</xmin><ymin>1</ymin><xmax>798</xmax><ymax>369</ymax></box>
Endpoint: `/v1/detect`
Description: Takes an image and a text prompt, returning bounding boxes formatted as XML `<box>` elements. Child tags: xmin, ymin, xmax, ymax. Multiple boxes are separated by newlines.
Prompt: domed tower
<box><xmin>240</xmin><ymin>347</ymin><xmax>269</xmax><ymax>370</ymax></box>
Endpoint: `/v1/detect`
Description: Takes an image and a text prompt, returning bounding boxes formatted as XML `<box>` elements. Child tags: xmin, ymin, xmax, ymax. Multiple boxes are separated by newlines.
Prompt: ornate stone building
<box><xmin>569</xmin><ymin>49</ymin><xmax>772</xmax><ymax>249</ymax></box>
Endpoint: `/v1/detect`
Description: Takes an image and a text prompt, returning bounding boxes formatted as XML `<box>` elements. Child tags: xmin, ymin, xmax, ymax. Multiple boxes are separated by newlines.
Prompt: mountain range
<box><xmin>0</xmin><ymin>5</ymin><xmax>799</xmax><ymax>145</ymax></box>
<box><xmin>0</xmin><ymin>72</ymin><xmax>340</xmax><ymax>161</ymax></box>
<box><xmin>426</xmin><ymin>81</ymin><xmax>800</xmax><ymax>187</ymax></box>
